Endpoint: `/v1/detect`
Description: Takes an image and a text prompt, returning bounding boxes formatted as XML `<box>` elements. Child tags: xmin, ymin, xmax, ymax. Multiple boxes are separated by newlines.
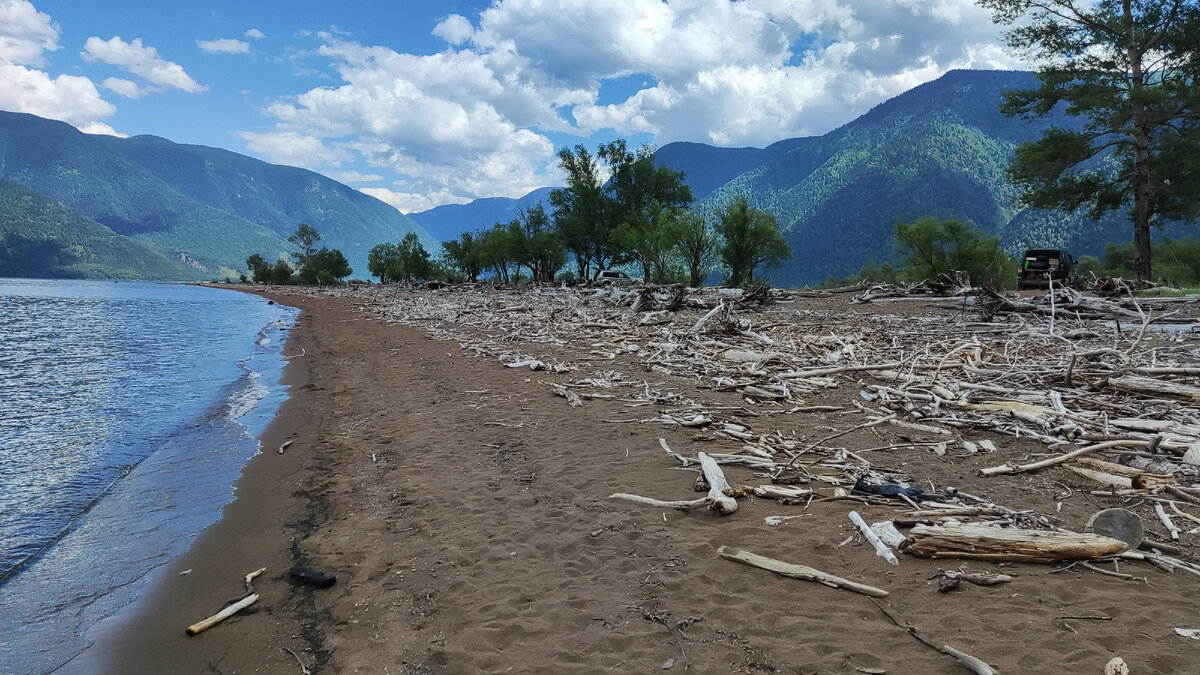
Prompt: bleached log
<box><xmin>609</xmin><ymin>493</ymin><xmax>708</xmax><ymax>511</ymax></box>
<box><xmin>979</xmin><ymin>439</ymin><xmax>1151</xmax><ymax>476</ymax></box>
<box><xmin>942</xmin><ymin>645</ymin><xmax>996</xmax><ymax>675</ymax></box>
<box><xmin>850</xmin><ymin>511</ymin><xmax>899</xmax><ymax>565</ymax></box>
<box><xmin>908</xmin><ymin>524</ymin><xmax>1128</xmax><ymax>563</ymax></box>
<box><xmin>1067</xmin><ymin>465</ymin><xmax>1133</xmax><ymax>488</ymax></box>
<box><xmin>717</xmin><ymin>546</ymin><xmax>888</xmax><ymax>597</ymax></box>
<box><xmin>753</xmin><ymin>485</ymin><xmax>812</xmax><ymax>499</ymax></box>
<box><xmin>1155</xmin><ymin>503</ymin><xmax>1182</xmax><ymax>541</ymax></box>
<box><xmin>698</xmin><ymin>452</ymin><xmax>738</xmax><ymax>514</ymax></box>
<box><xmin>870</xmin><ymin>521</ymin><xmax>908</xmax><ymax>549</ymax></box>
<box><xmin>1108</xmin><ymin>375</ymin><xmax>1200</xmax><ymax>402</ymax></box>
<box><xmin>186</xmin><ymin>593</ymin><xmax>259</xmax><ymax>636</ymax></box>
<box><xmin>690</xmin><ymin>302</ymin><xmax>726</xmax><ymax>333</ymax></box>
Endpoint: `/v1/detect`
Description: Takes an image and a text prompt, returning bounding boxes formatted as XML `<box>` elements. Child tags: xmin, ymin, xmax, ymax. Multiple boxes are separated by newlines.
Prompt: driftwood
<box><xmin>186</xmin><ymin>593</ymin><xmax>259</xmax><ymax>636</ymax></box>
<box><xmin>610</xmin><ymin>452</ymin><xmax>737</xmax><ymax>514</ymax></box>
<box><xmin>850</xmin><ymin>511</ymin><xmax>899</xmax><ymax>565</ymax></box>
<box><xmin>907</xmin><ymin>524</ymin><xmax>1128</xmax><ymax>562</ymax></box>
<box><xmin>718</xmin><ymin>545</ymin><xmax>889</xmax><ymax>597</ymax></box>
<box><xmin>185</xmin><ymin>566</ymin><xmax>266</xmax><ymax>636</ymax></box>
<box><xmin>932</xmin><ymin>569</ymin><xmax>1014</xmax><ymax>592</ymax></box>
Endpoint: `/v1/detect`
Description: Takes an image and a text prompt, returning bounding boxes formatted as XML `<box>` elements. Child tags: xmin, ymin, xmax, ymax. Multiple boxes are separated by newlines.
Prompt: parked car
<box><xmin>593</xmin><ymin>269</ymin><xmax>640</xmax><ymax>287</ymax></box>
<box><xmin>1017</xmin><ymin>248</ymin><xmax>1079</xmax><ymax>289</ymax></box>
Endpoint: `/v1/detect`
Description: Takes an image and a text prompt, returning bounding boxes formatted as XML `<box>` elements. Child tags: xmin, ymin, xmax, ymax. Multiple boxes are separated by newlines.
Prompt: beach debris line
<box><xmin>185</xmin><ymin>566</ymin><xmax>266</xmax><ymax>636</ymax></box>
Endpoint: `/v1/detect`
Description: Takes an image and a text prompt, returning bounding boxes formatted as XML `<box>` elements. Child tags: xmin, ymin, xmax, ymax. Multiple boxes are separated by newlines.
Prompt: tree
<box><xmin>368</xmin><ymin>243</ymin><xmax>401</xmax><ymax>282</ymax></box>
<box><xmin>370</xmin><ymin>233</ymin><xmax>433</xmax><ymax>283</ymax></box>
<box><xmin>441</xmin><ymin>232</ymin><xmax>484</xmax><ymax>282</ymax></box>
<box><xmin>288</xmin><ymin>223</ymin><xmax>321</xmax><ymax>271</ymax></box>
<box><xmin>673</xmin><ymin>209</ymin><xmax>718</xmax><ymax>287</ymax></box>
<box><xmin>716</xmin><ymin>196</ymin><xmax>791</xmax><ymax>287</ymax></box>
<box><xmin>270</xmin><ymin>260</ymin><xmax>293</xmax><ymax>284</ymax></box>
<box><xmin>246</xmin><ymin>253</ymin><xmax>271</xmax><ymax>283</ymax></box>
<box><xmin>550</xmin><ymin>145</ymin><xmax>618</xmax><ymax>278</ymax></box>
<box><xmin>979</xmin><ymin>0</ymin><xmax>1200</xmax><ymax>281</ymax></box>
<box><xmin>600</xmin><ymin>140</ymin><xmax>693</xmax><ymax>280</ymax></box>
<box><xmin>894</xmin><ymin>216</ymin><xmax>1015</xmax><ymax>288</ymax></box>
<box><xmin>299</xmin><ymin>247</ymin><xmax>352</xmax><ymax>284</ymax></box>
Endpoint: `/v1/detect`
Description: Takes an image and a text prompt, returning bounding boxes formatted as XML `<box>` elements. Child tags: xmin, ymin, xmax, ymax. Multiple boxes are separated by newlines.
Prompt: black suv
<box><xmin>1017</xmin><ymin>249</ymin><xmax>1079</xmax><ymax>289</ymax></box>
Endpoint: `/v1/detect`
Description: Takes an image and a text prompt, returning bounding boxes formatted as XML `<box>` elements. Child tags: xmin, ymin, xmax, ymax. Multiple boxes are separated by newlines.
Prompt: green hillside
<box><xmin>0</xmin><ymin>111</ymin><xmax>434</xmax><ymax>279</ymax></box>
<box><xmin>0</xmin><ymin>178</ymin><xmax>197</xmax><ymax>279</ymax></box>
<box><xmin>685</xmin><ymin>70</ymin><xmax>1189</xmax><ymax>286</ymax></box>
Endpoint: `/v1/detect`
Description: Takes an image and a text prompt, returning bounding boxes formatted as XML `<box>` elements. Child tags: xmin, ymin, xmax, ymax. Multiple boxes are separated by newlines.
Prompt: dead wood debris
<box><xmin>285</xmin><ymin>281</ymin><xmax>1200</xmax><ymax>590</ymax></box>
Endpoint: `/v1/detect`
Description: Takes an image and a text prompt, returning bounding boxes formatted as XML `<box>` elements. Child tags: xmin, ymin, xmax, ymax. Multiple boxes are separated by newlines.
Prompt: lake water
<box><xmin>0</xmin><ymin>279</ymin><xmax>296</xmax><ymax>674</ymax></box>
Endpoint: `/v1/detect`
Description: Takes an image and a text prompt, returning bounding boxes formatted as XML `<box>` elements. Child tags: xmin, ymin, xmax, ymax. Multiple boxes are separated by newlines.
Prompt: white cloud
<box><xmin>325</xmin><ymin>170</ymin><xmax>384</xmax><ymax>183</ymax></box>
<box><xmin>358</xmin><ymin>187</ymin><xmax>465</xmax><ymax>214</ymax></box>
<box><xmin>197</xmin><ymin>38</ymin><xmax>250</xmax><ymax>55</ymax></box>
<box><xmin>0</xmin><ymin>61</ymin><xmax>116</xmax><ymax>126</ymax></box>
<box><xmin>82</xmin><ymin>36</ymin><xmax>207</xmax><ymax>93</ymax></box>
<box><xmin>0</xmin><ymin>2</ymin><xmax>119</xmax><ymax>134</ymax></box>
<box><xmin>432</xmin><ymin>14</ymin><xmax>474</xmax><ymax>45</ymax></box>
<box><xmin>102</xmin><ymin>76</ymin><xmax>141</xmax><ymax>98</ymax></box>
<box><xmin>244</xmin><ymin>28</ymin><xmax>266</xmax><ymax>39</ymax></box>
<box><xmin>249</xmin><ymin>0</ymin><xmax>1022</xmax><ymax>208</ymax></box>
<box><xmin>0</xmin><ymin>0</ymin><xmax>58</xmax><ymax>66</ymax></box>
<box><xmin>239</xmin><ymin>131</ymin><xmax>350</xmax><ymax>169</ymax></box>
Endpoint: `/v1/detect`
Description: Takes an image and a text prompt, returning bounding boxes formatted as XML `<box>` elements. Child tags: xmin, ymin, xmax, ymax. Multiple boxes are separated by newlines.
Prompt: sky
<box><xmin>0</xmin><ymin>0</ymin><xmax>1022</xmax><ymax>213</ymax></box>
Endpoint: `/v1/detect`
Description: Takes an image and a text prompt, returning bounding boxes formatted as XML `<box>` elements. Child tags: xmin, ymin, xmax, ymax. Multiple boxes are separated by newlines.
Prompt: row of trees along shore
<box><xmin>371</xmin><ymin>139</ymin><xmax>791</xmax><ymax>288</ymax></box>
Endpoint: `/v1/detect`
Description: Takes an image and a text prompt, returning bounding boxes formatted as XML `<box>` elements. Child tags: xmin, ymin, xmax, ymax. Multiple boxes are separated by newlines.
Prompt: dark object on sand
<box><xmin>288</xmin><ymin>566</ymin><xmax>336</xmax><ymax>588</ymax></box>
<box><xmin>852</xmin><ymin>478</ymin><xmax>923</xmax><ymax>502</ymax></box>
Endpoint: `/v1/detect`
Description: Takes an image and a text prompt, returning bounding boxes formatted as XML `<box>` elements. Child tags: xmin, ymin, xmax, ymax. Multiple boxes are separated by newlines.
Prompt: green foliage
<box><xmin>288</xmin><ymin>223</ymin><xmax>321</xmax><ymax>269</ymax></box>
<box><xmin>299</xmin><ymin>247</ymin><xmax>352</xmax><ymax>285</ymax></box>
<box><xmin>716</xmin><ymin>196</ymin><xmax>790</xmax><ymax>288</ymax></box>
<box><xmin>600</xmin><ymin>140</ymin><xmax>694</xmax><ymax>281</ymax></box>
<box><xmin>894</xmin><ymin>216</ymin><xmax>1016</xmax><ymax>289</ymax></box>
<box><xmin>0</xmin><ymin>177</ymin><xmax>191</xmax><ymax>279</ymax></box>
<box><xmin>246</xmin><ymin>253</ymin><xmax>272</xmax><ymax>283</ymax></box>
<box><xmin>368</xmin><ymin>232</ymin><xmax>432</xmax><ymax>283</ymax></box>
<box><xmin>673</xmin><ymin>209</ymin><xmax>718</xmax><ymax>287</ymax></box>
<box><xmin>1087</xmin><ymin>237</ymin><xmax>1200</xmax><ymax>287</ymax></box>
<box><xmin>980</xmin><ymin>0</ymin><xmax>1200</xmax><ymax>280</ymax></box>
<box><xmin>269</xmin><ymin>259</ymin><xmax>293</xmax><ymax>284</ymax></box>
<box><xmin>440</xmin><ymin>231</ymin><xmax>484</xmax><ymax>282</ymax></box>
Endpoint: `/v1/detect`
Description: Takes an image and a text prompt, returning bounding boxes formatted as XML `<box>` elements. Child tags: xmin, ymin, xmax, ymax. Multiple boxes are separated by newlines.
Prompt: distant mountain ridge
<box><xmin>0</xmin><ymin>111</ymin><xmax>434</xmax><ymax>279</ymax></box>
<box><xmin>407</xmin><ymin>187</ymin><xmax>555</xmax><ymax>242</ymax></box>
<box><xmin>416</xmin><ymin>69</ymin><xmax>1174</xmax><ymax>287</ymax></box>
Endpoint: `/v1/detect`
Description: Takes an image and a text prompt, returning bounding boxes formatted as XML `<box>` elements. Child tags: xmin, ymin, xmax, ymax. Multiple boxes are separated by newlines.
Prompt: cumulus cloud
<box><xmin>249</xmin><ymin>0</ymin><xmax>1022</xmax><ymax>208</ymax></box>
<box><xmin>0</xmin><ymin>61</ymin><xmax>116</xmax><ymax>126</ymax></box>
<box><xmin>82</xmin><ymin>35</ymin><xmax>207</xmax><ymax>93</ymax></box>
<box><xmin>197</xmin><ymin>38</ymin><xmax>250</xmax><ymax>54</ymax></box>
<box><xmin>244</xmin><ymin>28</ymin><xmax>266</xmax><ymax>39</ymax></box>
<box><xmin>325</xmin><ymin>170</ymin><xmax>384</xmax><ymax>183</ymax></box>
<box><xmin>0</xmin><ymin>1</ymin><xmax>119</xmax><ymax>134</ymax></box>
<box><xmin>101</xmin><ymin>76</ymin><xmax>141</xmax><ymax>98</ymax></box>
<box><xmin>240</xmin><ymin>130</ymin><xmax>351</xmax><ymax>169</ymax></box>
<box><xmin>0</xmin><ymin>0</ymin><xmax>58</xmax><ymax>66</ymax></box>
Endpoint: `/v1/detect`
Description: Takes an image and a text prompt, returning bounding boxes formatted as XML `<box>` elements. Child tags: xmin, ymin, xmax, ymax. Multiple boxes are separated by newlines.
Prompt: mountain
<box><xmin>0</xmin><ymin>111</ymin><xmax>434</xmax><ymax>279</ymax></box>
<box><xmin>684</xmin><ymin>70</ymin><xmax>1187</xmax><ymax>286</ymax></box>
<box><xmin>407</xmin><ymin>187</ymin><xmax>555</xmax><ymax>242</ymax></box>
<box><xmin>0</xmin><ymin>177</ymin><xmax>196</xmax><ymax>279</ymax></box>
<box><xmin>653</xmin><ymin>138</ymin><xmax>807</xmax><ymax>201</ymax></box>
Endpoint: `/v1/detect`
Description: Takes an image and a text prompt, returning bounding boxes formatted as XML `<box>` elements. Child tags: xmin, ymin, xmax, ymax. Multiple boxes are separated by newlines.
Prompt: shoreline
<box><xmin>64</xmin><ymin>289</ymin><xmax>328</xmax><ymax>674</ymax></box>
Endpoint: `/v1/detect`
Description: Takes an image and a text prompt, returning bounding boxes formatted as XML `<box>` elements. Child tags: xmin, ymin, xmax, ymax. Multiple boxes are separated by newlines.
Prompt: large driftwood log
<box><xmin>718</xmin><ymin>546</ymin><xmax>888</xmax><ymax>597</ymax></box>
<box><xmin>908</xmin><ymin>524</ymin><xmax>1128</xmax><ymax>563</ymax></box>
<box><xmin>1108</xmin><ymin>375</ymin><xmax>1200</xmax><ymax>402</ymax></box>
<box><xmin>850</xmin><ymin>511</ymin><xmax>899</xmax><ymax>565</ymax></box>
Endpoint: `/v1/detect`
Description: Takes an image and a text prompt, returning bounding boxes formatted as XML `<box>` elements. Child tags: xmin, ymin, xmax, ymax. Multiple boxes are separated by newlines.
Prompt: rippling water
<box><xmin>0</xmin><ymin>279</ymin><xmax>296</xmax><ymax>674</ymax></box>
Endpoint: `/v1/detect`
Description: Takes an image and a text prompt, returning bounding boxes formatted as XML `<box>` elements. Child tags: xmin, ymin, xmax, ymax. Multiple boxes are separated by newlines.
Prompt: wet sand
<box><xmin>77</xmin><ymin>288</ymin><xmax>1200</xmax><ymax>674</ymax></box>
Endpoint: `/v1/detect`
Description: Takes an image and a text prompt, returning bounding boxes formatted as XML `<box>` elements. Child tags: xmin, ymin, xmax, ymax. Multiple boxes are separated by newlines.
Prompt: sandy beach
<box><xmin>77</xmin><ymin>286</ymin><xmax>1200</xmax><ymax>674</ymax></box>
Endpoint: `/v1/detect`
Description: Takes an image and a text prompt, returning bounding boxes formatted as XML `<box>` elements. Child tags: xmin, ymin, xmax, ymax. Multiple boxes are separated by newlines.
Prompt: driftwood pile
<box><xmin>283</xmin><ymin>280</ymin><xmax>1200</xmax><ymax>648</ymax></box>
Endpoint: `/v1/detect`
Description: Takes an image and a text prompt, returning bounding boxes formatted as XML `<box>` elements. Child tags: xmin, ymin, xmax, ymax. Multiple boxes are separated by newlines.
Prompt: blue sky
<box><xmin>1</xmin><ymin>0</ymin><xmax>1020</xmax><ymax>213</ymax></box>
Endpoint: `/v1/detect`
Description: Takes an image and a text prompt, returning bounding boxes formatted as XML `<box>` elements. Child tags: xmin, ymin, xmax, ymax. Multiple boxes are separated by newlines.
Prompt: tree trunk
<box><xmin>1126</xmin><ymin>0</ymin><xmax>1154</xmax><ymax>282</ymax></box>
